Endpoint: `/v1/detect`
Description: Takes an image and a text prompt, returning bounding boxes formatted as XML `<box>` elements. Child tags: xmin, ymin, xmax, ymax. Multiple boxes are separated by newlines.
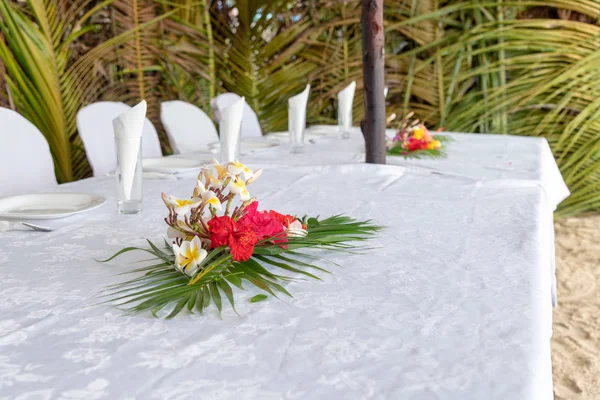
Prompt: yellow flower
<box><xmin>412</xmin><ymin>127</ymin><xmax>424</xmax><ymax>140</ymax></box>
<box><xmin>428</xmin><ymin>140</ymin><xmax>441</xmax><ymax>150</ymax></box>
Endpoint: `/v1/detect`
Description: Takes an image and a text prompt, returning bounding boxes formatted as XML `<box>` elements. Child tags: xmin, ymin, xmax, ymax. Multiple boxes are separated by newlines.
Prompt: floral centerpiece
<box><xmin>386</xmin><ymin>112</ymin><xmax>450</xmax><ymax>159</ymax></box>
<box><xmin>102</xmin><ymin>160</ymin><xmax>380</xmax><ymax>318</ymax></box>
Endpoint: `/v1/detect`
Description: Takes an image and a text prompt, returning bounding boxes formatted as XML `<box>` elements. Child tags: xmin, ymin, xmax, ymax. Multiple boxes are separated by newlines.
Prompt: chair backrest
<box><xmin>210</xmin><ymin>93</ymin><xmax>262</xmax><ymax>137</ymax></box>
<box><xmin>76</xmin><ymin>101</ymin><xmax>162</xmax><ymax>176</ymax></box>
<box><xmin>0</xmin><ymin>107</ymin><xmax>57</xmax><ymax>196</ymax></box>
<box><xmin>160</xmin><ymin>101</ymin><xmax>218</xmax><ymax>154</ymax></box>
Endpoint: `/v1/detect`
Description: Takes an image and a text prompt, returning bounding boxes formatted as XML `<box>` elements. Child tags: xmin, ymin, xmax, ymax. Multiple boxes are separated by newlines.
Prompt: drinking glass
<box><xmin>288</xmin><ymin>105</ymin><xmax>306</xmax><ymax>153</ymax></box>
<box><xmin>338</xmin><ymin>107</ymin><xmax>352</xmax><ymax>139</ymax></box>
<box><xmin>220</xmin><ymin>126</ymin><xmax>241</xmax><ymax>162</ymax></box>
<box><xmin>115</xmin><ymin>136</ymin><xmax>143</xmax><ymax>214</ymax></box>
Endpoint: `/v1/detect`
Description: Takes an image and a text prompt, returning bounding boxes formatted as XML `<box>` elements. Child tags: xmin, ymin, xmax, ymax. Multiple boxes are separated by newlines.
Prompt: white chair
<box><xmin>160</xmin><ymin>101</ymin><xmax>218</xmax><ymax>154</ymax></box>
<box><xmin>76</xmin><ymin>101</ymin><xmax>162</xmax><ymax>176</ymax></box>
<box><xmin>210</xmin><ymin>93</ymin><xmax>262</xmax><ymax>137</ymax></box>
<box><xmin>0</xmin><ymin>107</ymin><xmax>57</xmax><ymax>196</ymax></box>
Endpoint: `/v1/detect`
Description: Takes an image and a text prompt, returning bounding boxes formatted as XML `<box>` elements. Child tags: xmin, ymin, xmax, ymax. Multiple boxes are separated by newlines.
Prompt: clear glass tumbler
<box><xmin>220</xmin><ymin>127</ymin><xmax>241</xmax><ymax>162</ymax></box>
<box><xmin>288</xmin><ymin>106</ymin><xmax>306</xmax><ymax>154</ymax></box>
<box><xmin>115</xmin><ymin>136</ymin><xmax>143</xmax><ymax>214</ymax></box>
<box><xmin>338</xmin><ymin>107</ymin><xmax>352</xmax><ymax>139</ymax></box>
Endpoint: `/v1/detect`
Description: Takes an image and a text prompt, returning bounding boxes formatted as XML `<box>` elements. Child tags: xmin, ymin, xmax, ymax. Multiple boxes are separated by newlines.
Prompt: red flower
<box><xmin>208</xmin><ymin>215</ymin><xmax>235</xmax><ymax>248</ymax></box>
<box><xmin>241</xmin><ymin>202</ymin><xmax>287</xmax><ymax>244</ymax></box>
<box><xmin>405</xmin><ymin>137</ymin><xmax>427</xmax><ymax>152</ymax></box>
<box><xmin>268</xmin><ymin>210</ymin><xmax>295</xmax><ymax>228</ymax></box>
<box><xmin>228</xmin><ymin>224</ymin><xmax>258</xmax><ymax>261</ymax></box>
<box><xmin>208</xmin><ymin>215</ymin><xmax>258</xmax><ymax>261</ymax></box>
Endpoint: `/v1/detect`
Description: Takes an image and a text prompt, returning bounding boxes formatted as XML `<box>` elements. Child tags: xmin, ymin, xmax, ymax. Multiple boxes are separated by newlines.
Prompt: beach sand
<box><xmin>553</xmin><ymin>214</ymin><xmax>600</xmax><ymax>399</ymax></box>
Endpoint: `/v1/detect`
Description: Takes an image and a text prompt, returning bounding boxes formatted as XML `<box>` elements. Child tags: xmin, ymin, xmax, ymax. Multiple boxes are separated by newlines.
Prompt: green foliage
<box><xmin>0</xmin><ymin>0</ymin><xmax>170</xmax><ymax>180</ymax></box>
<box><xmin>2</xmin><ymin>0</ymin><xmax>600</xmax><ymax>214</ymax></box>
<box><xmin>394</xmin><ymin>1</ymin><xmax>600</xmax><ymax>216</ymax></box>
<box><xmin>100</xmin><ymin>215</ymin><xmax>381</xmax><ymax>318</ymax></box>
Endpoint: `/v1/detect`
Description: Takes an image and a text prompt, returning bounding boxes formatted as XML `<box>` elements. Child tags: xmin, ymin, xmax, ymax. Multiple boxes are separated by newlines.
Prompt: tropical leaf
<box><xmin>0</xmin><ymin>0</ymin><xmax>169</xmax><ymax>180</ymax></box>
<box><xmin>100</xmin><ymin>215</ymin><xmax>381</xmax><ymax>318</ymax></box>
<box><xmin>394</xmin><ymin>1</ymin><xmax>600</xmax><ymax>215</ymax></box>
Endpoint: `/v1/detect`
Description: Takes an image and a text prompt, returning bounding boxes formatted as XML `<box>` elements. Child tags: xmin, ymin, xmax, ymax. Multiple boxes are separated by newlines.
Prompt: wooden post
<box><xmin>360</xmin><ymin>0</ymin><xmax>386</xmax><ymax>164</ymax></box>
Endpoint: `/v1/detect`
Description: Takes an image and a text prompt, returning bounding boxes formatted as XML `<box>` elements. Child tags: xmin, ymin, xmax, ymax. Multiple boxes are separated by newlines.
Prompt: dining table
<box><xmin>0</xmin><ymin>127</ymin><xmax>568</xmax><ymax>399</ymax></box>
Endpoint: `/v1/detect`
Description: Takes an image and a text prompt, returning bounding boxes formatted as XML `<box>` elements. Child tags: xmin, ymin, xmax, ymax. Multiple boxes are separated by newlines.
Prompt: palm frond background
<box><xmin>0</xmin><ymin>0</ymin><xmax>599</xmax><ymax>215</ymax></box>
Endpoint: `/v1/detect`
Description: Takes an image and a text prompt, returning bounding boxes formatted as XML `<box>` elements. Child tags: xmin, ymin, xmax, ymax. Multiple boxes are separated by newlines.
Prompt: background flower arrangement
<box><xmin>386</xmin><ymin>112</ymin><xmax>451</xmax><ymax>159</ymax></box>
<box><xmin>102</xmin><ymin>160</ymin><xmax>380</xmax><ymax>318</ymax></box>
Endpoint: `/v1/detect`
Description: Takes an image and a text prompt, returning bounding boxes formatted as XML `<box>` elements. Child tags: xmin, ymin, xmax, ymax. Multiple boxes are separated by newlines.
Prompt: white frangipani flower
<box><xmin>163</xmin><ymin>194</ymin><xmax>202</xmax><ymax>215</ymax></box>
<box><xmin>246</xmin><ymin>168</ymin><xmax>262</xmax><ymax>185</ymax></box>
<box><xmin>286</xmin><ymin>220</ymin><xmax>308</xmax><ymax>237</ymax></box>
<box><xmin>172</xmin><ymin>236</ymin><xmax>207</xmax><ymax>276</ymax></box>
<box><xmin>228</xmin><ymin>161</ymin><xmax>254</xmax><ymax>180</ymax></box>
<box><xmin>227</xmin><ymin>176</ymin><xmax>250</xmax><ymax>201</ymax></box>
<box><xmin>167</xmin><ymin>220</ymin><xmax>195</xmax><ymax>239</ymax></box>
<box><xmin>196</xmin><ymin>181</ymin><xmax>222</xmax><ymax>211</ymax></box>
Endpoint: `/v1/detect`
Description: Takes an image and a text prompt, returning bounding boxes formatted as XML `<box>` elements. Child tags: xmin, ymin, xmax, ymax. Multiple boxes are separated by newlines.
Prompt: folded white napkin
<box><xmin>337</xmin><ymin>81</ymin><xmax>356</xmax><ymax>130</ymax></box>
<box><xmin>113</xmin><ymin>100</ymin><xmax>146</xmax><ymax>200</ymax></box>
<box><xmin>219</xmin><ymin>96</ymin><xmax>245</xmax><ymax>162</ymax></box>
<box><xmin>288</xmin><ymin>84</ymin><xmax>311</xmax><ymax>141</ymax></box>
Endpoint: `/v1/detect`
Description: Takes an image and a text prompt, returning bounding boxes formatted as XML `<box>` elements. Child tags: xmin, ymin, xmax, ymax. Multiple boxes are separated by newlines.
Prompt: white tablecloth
<box><xmin>257</xmin><ymin>128</ymin><xmax>570</xmax><ymax>212</ymax></box>
<box><xmin>0</xmin><ymin>164</ymin><xmax>554</xmax><ymax>399</ymax></box>
<box><xmin>193</xmin><ymin>128</ymin><xmax>568</xmax><ymax>306</ymax></box>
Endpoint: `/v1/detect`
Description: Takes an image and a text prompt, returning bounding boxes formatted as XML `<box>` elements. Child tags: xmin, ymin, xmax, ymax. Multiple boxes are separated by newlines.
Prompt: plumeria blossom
<box><xmin>200</xmin><ymin>159</ymin><xmax>231</xmax><ymax>189</ymax></box>
<box><xmin>167</xmin><ymin>220</ymin><xmax>196</xmax><ymax>240</ymax></box>
<box><xmin>173</xmin><ymin>236</ymin><xmax>207</xmax><ymax>276</ymax></box>
<box><xmin>228</xmin><ymin>161</ymin><xmax>254</xmax><ymax>180</ymax></box>
<box><xmin>195</xmin><ymin>181</ymin><xmax>222</xmax><ymax>211</ymax></box>
<box><xmin>246</xmin><ymin>168</ymin><xmax>262</xmax><ymax>185</ymax></box>
<box><xmin>286</xmin><ymin>220</ymin><xmax>308</xmax><ymax>237</ymax></box>
<box><xmin>228</xmin><ymin>176</ymin><xmax>251</xmax><ymax>201</ymax></box>
<box><xmin>162</xmin><ymin>193</ymin><xmax>202</xmax><ymax>215</ymax></box>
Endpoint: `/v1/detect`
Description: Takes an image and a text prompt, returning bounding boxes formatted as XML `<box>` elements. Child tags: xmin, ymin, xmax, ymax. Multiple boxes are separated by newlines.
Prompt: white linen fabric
<box><xmin>189</xmin><ymin>128</ymin><xmax>568</xmax><ymax>306</ymax></box>
<box><xmin>113</xmin><ymin>100</ymin><xmax>146</xmax><ymax>201</ymax></box>
<box><xmin>160</xmin><ymin>100</ymin><xmax>218</xmax><ymax>154</ymax></box>
<box><xmin>211</xmin><ymin>93</ymin><xmax>263</xmax><ymax>137</ymax></box>
<box><xmin>77</xmin><ymin>102</ymin><xmax>162</xmax><ymax>176</ymax></box>
<box><xmin>219</xmin><ymin>97</ymin><xmax>246</xmax><ymax>162</ymax></box>
<box><xmin>0</xmin><ymin>107</ymin><xmax>57</xmax><ymax>196</ymax></box>
<box><xmin>260</xmin><ymin>127</ymin><xmax>570</xmax><ymax>211</ymax></box>
<box><xmin>0</xmin><ymin>164</ymin><xmax>553</xmax><ymax>399</ymax></box>
<box><xmin>288</xmin><ymin>85</ymin><xmax>311</xmax><ymax>142</ymax></box>
<box><xmin>337</xmin><ymin>81</ymin><xmax>356</xmax><ymax>130</ymax></box>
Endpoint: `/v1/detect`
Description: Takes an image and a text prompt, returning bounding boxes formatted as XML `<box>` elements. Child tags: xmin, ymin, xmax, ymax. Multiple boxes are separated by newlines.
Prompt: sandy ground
<box><xmin>553</xmin><ymin>214</ymin><xmax>600</xmax><ymax>399</ymax></box>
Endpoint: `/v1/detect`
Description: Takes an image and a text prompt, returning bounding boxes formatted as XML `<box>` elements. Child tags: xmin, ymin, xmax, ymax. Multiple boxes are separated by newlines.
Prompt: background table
<box><xmin>190</xmin><ymin>128</ymin><xmax>568</xmax><ymax>306</ymax></box>
<box><xmin>258</xmin><ymin>128</ymin><xmax>570</xmax><ymax>211</ymax></box>
<box><xmin>0</xmin><ymin>163</ymin><xmax>554</xmax><ymax>399</ymax></box>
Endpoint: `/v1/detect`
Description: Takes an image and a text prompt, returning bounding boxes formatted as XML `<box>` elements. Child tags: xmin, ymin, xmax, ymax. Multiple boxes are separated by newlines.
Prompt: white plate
<box><xmin>266</xmin><ymin>131</ymin><xmax>328</xmax><ymax>140</ymax></box>
<box><xmin>0</xmin><ymin>193</ymin><xmax>107</xmax><ymax>220</ymax></box>
<box><xmin>306</xmin><ymin>125</ymin><xmax>344</xmax><ymax>136</ymax></box>
<box><xmin>143</xmin><ymin>158</ymin><xmax>208</xmax><ymax>174</ymax></box>
<box><xmin>207</xmin><ymin>139</ymin><xmax>280</xmax><ymax>151</ymax></box>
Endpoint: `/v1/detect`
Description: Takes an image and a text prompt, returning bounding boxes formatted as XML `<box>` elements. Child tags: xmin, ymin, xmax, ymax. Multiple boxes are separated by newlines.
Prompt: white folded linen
<box><xmin>219</xmin><ymin>96</ymin><xmax>245</xmax><ymax>162</ymax></box>
<box><xmin>113</xmin><ymin>100</ymin><xmax>146</xmax><ymax>200</ymax></box>
<box><xmin>288</xmin><ymin>84</ymin><xmax>311</xmax><ymax>141</ymax></box>
<box><xmin>337</xmin><ymin>81</ymin><xmax>356</xmax><ymax>130</ymax></box>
